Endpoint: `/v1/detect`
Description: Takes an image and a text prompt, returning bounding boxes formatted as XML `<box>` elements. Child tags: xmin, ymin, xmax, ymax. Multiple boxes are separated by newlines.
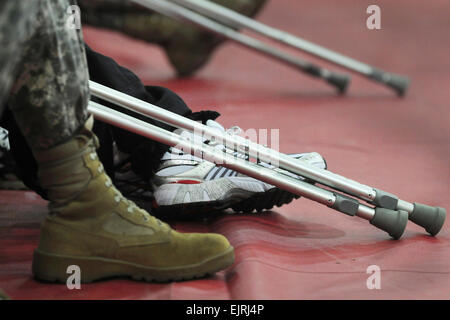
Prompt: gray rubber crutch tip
<box><xmin>327</xmin><ymin>73</ymin><xmax>350</xmax><ymax>94</ymax></box>
<box><xmin>370</xmin><ymin>208</ymin><xmax>409</xmax><ymax>240</ymax></box>
<box><xmin>410</xmin><ymin>203</ymin><xmax>446</xmax><ymax>236</ymax></box>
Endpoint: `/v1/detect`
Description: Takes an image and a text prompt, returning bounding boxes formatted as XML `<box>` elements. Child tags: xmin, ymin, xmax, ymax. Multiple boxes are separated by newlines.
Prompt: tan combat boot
<box><xmin>31</xmin><ymin>117</ymin><xmax>234</xmax><ymax>283</ymax></box>
<box><xmin>79</xmin><ymin>0</ymin><xmax>267</xmax><ymax>76</ymax></box>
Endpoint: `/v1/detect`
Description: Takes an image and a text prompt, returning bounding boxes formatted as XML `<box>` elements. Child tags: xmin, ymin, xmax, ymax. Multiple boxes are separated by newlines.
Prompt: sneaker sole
<box><xmin>32</xmin><ymin>246</ymin><xmax>234</xmax><ymax>283</ymax></box>
<box><xmin>153</xmin><ymin>186</ymin><xmax>300</xmax><ymax>219</ymax></box>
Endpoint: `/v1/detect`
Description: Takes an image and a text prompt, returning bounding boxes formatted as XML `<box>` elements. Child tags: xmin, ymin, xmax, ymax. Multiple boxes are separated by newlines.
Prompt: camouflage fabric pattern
<box><xmin>0</xmin><ymin>1</ymin><xmax>39</xmax><ymax>110</ymax></box>
<box><xmin>1</xmin><ymin>0</ymin><xmax>89</xmax><ymax>151</ymax></box>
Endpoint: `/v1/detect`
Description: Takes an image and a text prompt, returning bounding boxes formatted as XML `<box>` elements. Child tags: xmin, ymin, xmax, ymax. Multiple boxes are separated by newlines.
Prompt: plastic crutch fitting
<box><xmin>370</xmin><ymin>208</ymin><xmax>408</xmax><ymax>240</ymax></box>
<box><xmin>372</xmin><ymin>188</ymin><xmax>398</xmax><ymax>210</ymax></box>
<box><xmin>326</xmin><ymin>72</ymin><xmax>350</xmax><ymax>95</ymax></box>
<box><xmin>384</xmin><ymin>73</ymin><xmax>410</xmax><ymax>97</ymax></box>
<box><xmin>409</xmin><ymin>203</ymin><xmax>446</xmax><ymax>236</ymax></box>
<box><xmin>369</xmin><ymin>68</ymin><xmax>410</xmax><ymax>97</ymax></box>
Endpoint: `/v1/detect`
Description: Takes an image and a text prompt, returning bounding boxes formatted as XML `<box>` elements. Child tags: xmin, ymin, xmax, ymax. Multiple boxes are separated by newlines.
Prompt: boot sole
<box><xmin>32</xmin><ymin>246</ymin><xmax>234</xmax><ymax>283</ymax></box>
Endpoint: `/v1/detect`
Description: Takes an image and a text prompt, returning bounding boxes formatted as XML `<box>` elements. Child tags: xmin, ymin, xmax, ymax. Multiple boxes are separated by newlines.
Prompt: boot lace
<box><xmin>90</xmin><ymin>151</ymin><xmax>165</xmax><ymax>227</ymax></box>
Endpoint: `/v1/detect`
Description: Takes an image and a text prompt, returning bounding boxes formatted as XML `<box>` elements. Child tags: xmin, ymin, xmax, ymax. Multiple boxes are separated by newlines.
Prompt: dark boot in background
<box><xmin>78</xmin><ymin>0</ymin><xmax>268</xmax><ymax>76</ymax></box>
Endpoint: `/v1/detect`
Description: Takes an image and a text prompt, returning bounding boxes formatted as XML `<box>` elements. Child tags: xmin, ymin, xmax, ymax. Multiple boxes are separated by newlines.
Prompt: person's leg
<box><xmin>8</xmin><ymin>0</ymin><xmax>89</xmax><ymax>151</ymax></box>
<box><xmin>0</xmin><ymin>1</ymin><xmax>40</xmax><ymax>111</ymax></box>
<box><xmin>5</xmin><ymin>0</ymin><xmax>234</xmax><ymax>283</ymax></box>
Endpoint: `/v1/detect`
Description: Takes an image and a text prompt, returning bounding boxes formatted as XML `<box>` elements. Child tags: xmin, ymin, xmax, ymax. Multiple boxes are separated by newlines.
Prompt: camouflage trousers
<box><xmin>0</xmin><ymin>0</ymin><xmax>89</xmax><ymax>151</ymax></box>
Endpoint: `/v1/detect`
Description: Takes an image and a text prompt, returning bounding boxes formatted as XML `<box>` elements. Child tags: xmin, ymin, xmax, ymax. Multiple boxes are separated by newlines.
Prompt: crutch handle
<box><xmin>370</xmin><ymin>208</ymin><xmax>408</xmax><ymax>240</ymax></box>
<box><xmin>369</xmin><ymin>69</ymin><xmax>410</xmax><ymax>97</ymax></box>
<box><xmin>409</xmin><ymin>203</ymin><xmax>446</xmax><ymax>236</ymax></box>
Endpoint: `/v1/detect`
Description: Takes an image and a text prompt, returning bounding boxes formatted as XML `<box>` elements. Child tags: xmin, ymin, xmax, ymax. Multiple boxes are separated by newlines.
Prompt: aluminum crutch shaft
<box><xmin>90</xmin><ymin>81</ymin><xmax>380</xmax><ymax>203</ymax></box>
<box><xmin>132</xmin><ymin>0</ymin><xmax>349</xmax><ymax>93</ymax></box>
<box><xmin>88</xmin><ymin>100</ymin><xmax>409</xmax><ymax>239</ymax></box>
<box><xmin>89</xmin><ymin>81</ymin><xmax>446</xmax><ymax>236</ymax></box>
<box><xmin>170</xmin><ymin>0</ymin><xmax>410</xmax><ymax>96</ymax></box>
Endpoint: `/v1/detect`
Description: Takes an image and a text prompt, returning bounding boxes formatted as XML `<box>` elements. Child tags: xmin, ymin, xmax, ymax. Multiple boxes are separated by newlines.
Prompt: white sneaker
<box><xmin>150</xmin><ymin>120</ymin><xmax>327</xmax><ymax>217</ymax></box>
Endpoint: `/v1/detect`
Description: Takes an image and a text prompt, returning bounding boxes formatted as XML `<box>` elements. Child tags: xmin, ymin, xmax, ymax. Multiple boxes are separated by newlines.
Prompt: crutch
<box><xmin>89</xmin><ymin>81</ymin><xmax>446</xmax><ymax>238</ymax></box>
<box><xmin>135</xmin><ymin>0</ymin><xmax>410</xmax><ymax>96</ymax></box>
<box><xmin>131</xmin><ymin>0</ymin><xmax>350</xmax><ymax>94</ymax></box>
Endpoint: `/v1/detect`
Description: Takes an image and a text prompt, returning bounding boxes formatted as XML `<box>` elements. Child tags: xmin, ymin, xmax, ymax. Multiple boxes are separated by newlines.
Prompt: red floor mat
<box><xmin>1</xmin><ymin>0</ymin><xmax>449</xmax><ymax>299</ymax></box>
